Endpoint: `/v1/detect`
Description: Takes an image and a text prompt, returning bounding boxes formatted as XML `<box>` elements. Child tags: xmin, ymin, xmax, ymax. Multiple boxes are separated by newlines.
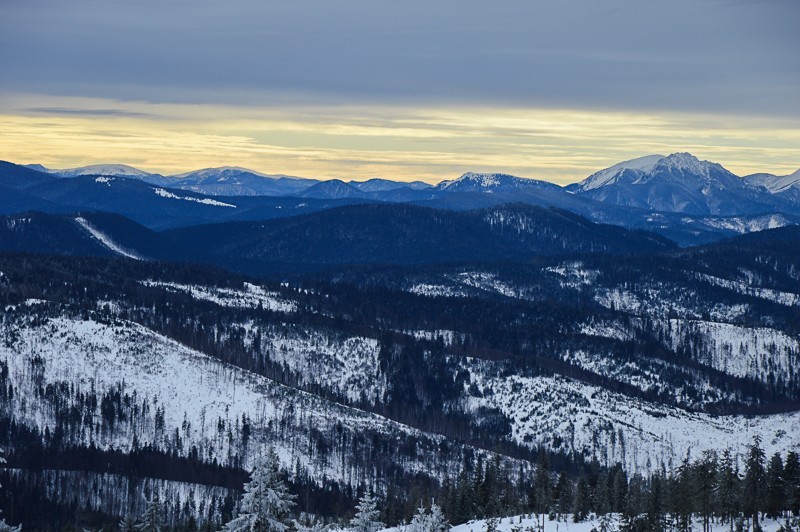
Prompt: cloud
<box><xmin>0</xmin><ymin>0</ymin><xmax>797</xmax><ymax>116</ymax></box>
<box><xmin>2</xmin><ymin>98</ymin><xmax>798</xmax><ymax>183</ymax></box>
<box><xmin>25</xmin><ymin>107</ymin><xmax>152</xmax><ymax>117</ymax></box>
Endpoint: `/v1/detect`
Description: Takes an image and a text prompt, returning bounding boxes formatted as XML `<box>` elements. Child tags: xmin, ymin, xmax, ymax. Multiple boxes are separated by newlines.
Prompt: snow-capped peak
<box><xmin>54</xmin><ymin>164</ymin><xmax>153</xmax><ymax>178</ymax></box>
<box><xmin>24</xmin><ymin>163</ymin><xmax>50</xmax><ymax>173</ymax></box>
<box><xmin>436</xmin><ymin>172</ymin><xmax>544</xmax><ymax>191</ymax></box>
<box><xmin>746</xmin><ymin>168</ymin><xmax>800</xmax><ymax>194</ymax></box>
<box><xmin>577</xmin><ymin>154</ymin><xmax>665</xmax><ymax>191</ymax></box>
<box><xmin>653</xmin><ymin>152</ymin><xmax>731</xmax><ymax>178</ymax></box>
<box><xmin>172</xmin><ymin>166</ymin><xmax>272</xmax><ymax>179</ymax></box>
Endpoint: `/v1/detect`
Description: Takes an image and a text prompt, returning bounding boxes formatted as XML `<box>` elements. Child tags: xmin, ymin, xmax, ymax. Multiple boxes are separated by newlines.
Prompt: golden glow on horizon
<box><xmin>1</xmin><ymin>94</ymin><xmax>799</xmax><ymax>183</ymax></box>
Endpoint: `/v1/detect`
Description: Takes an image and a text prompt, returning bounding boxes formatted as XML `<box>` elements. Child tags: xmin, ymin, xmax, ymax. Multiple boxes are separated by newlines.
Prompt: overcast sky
<box><xmin>1</xmin><ymin>0</ymin><xmax>798</xmax><ymax>182</ymax></box>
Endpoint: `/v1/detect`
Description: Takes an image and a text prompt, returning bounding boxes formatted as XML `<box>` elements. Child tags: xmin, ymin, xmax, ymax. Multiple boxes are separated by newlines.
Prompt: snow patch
<box><xmin>141</xmin><ymin>280</ymin><xmax>297</xmax><ymax>312</ymax></box>
<box><xmin>154</xmin><ymin>188</ymin><xmax>236</xmax><ymax>208</ymax></box>
<box><xmin>75</xmin><ymin>217</ymin><xmax>145</xmax><ymax>260</ymax></box>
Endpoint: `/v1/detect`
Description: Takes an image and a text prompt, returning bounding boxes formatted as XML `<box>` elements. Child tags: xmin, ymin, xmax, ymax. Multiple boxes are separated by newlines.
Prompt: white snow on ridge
<box><xmin>455</xmin><ymin>272</ymin><xmax>519</xmax><ymax>298</ymax></box>
<box><xmin>402</xmin><ymin>329</ymin><xmax>462</xmax><ymax>346</ymax></box>
<box><xmin>75</xmin><ymin>217</ymin><xmax>145</xmax><ymax>260</ymax></box>
<box><xmin>594</xmin><ymin>286</ymin><xmax>749</xmax><ymax>321</ymax></box>
<box><xmin>545</xmin><ymin>261</ymin><xmax>598</xmax><ymax>288</ymax></box>
<box><xmin>695</xmin><ymin>272</ymin><xmax>800</xmax><ymax>306</ymax></box>
<box><xmin>154</xmin><ymin>188</ymin><xmax>236</xmax><ymax>208</ymax></box>
<box><xmin>577</xmin><ymin>154</ymin><xmax>664</xmax><ymax>191</ymax></box>
<box><xmin>697</xmin><ymin>213</ymin><xmax>791</xmax><ymax>233</ymax></box>
<box><xmin>141</xmin><ymin>280</ymin><xmax>297</xmax><ymax>313</ymax></box>
<box><xmin>462</xmin><ymin>361</ymin><xmax>800</xmax><ymax>474</ymax></box>
<box><xmin>656</xmin><ymin>318</ymin><xmax>800</xmax><ymax>382</ymax></box>
<box><xmin>241</xmin><ymin>324</ymin><xmax>386</xmax><ymax>404</ymax></box>
<box><xmin>408</xmin><ymin>283</ymin><xmax>469</xmax><ymax>298</ymax></box>
<box><xmin>55</xmin><ymin>163</ymin><xmax>152</xmax><ymax>178</ymax></box>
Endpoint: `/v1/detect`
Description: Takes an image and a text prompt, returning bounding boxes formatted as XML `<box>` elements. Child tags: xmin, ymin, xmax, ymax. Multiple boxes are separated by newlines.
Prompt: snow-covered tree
<box><xmin>118</xmin><ymin>514</ymin><xmax>137</xmax><ymax>532</ymax></box>
<box><xmin>350</xmin><ymin>489</ymin><xmax>384</xmax><ymax>532</ymax></box>
<box><xmin>223</xmin><ymin>447</ymin><xmax>296</xmax><ymax>532</ymax></box>
<box><xmin>293</xmin><ymin>514</ymin><xmax>329</xmax><ymax>532</ymax></box>
<box><xmin>408</xmin><ymin>500</ymin><xmax>449</xmax><ymax>532</ymax></box>
<box><xmin>0</xmin><ymin>450</ymin><xmax>21</xmax><ymax>532</ymax></box>
<box><xmin>136</xmin><ymin>494</ymin><xmax>162</xmax><ymax>532</ymax></box>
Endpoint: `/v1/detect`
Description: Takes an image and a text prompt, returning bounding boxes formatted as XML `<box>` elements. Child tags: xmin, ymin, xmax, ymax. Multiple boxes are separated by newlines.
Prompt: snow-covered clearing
<box><xmin>0</xmin><ymin>313</ymin><xmax>514</xmax><ymax>487</ymax></box>
<box><xmin>75</xmin><ymin>216</ymin><xmax>145</xmax><ymax>260</ymax></box>
<box><xmin>141</xmin><ymin>280</ymin><xmax>296</xmax><ymax>312</ymax></box>
<box><xmin>154</xmin><ymin>188</ymin><xmax>236</xmax><ymax>208</ymax></box>
<box><xmin>461</xmin><ymin>360</ymin><xmax>800</xmax><ymax>474</ymax></box>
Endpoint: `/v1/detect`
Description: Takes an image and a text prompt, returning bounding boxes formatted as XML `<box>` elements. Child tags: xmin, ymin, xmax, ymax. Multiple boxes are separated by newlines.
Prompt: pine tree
<box><xmin>671</xmin><ymin>455</ymin><xmax>693</xmax><ymax>532</ymax></box>
<box><xmin>717</xmin><ymin>450</ymin><xmax>741</xmax><ymax>532</ymax></box>
<box><xmin>695</xmin><ymin>450</ymin><xmax>718</xmax><ymax>532</ymax></box>
<box><xmin>350</xmin><ymin>489</ymin><xmax>384</xmax><ymax>532</ymax></box>
<box><xmin>785</xmin><ymin>451</ymin><xmax>800</xmax><ymax>516</ymax></box>
<box><xmin>553</xmin><ymin>472</ymin><xmax>572</xmax><ymax>521</ymax></box>
<box><xmin>645</xmin><ymin>473</ymin><xmax>667</xmax><ymax>532</ymax></box>
<box><xmin>119</xmin><ymin>515</ymin><xmax>137</xmax><ymax>532</ymax></box>
<box><xmin>293</xmin><ymin>515</ymin><xmax>329</xmax><ymax>532</ymax></box>
<box><xmin>573</xmin><ymin>477</ymin><xmax>591</xmax><ymax>523</ymax></box>
<box><xmin>223</xmin><ymin>447</ymin><xmax>297</xmax><ymax>532</ymax></box>
<box><xmin>137</xmin><ymin>494</ymin><xmax>162</xmax><ymax>532</ymax></box>
<box><xmin>0</xmin><ymin>451</ymin><xmax>21</xmax><ymax>532</ymax></box>
<box><xmin>408</xmin><ymin>500</ymin><xmax>449</xmax><ymax>532</ymax></box>
<box><xmin>766</xmin><ymin>452</ymin><xmax>786</xmax><ymax>519</ymax></box>
<box><xmin>743</xmin><ymin>436</ymin><xmax>768</xmax><ymax>529</ymax></box>
<box><xmin>533</xmin><ymin>451</ymin><xmax>551</xmax><ymax>530</ymax></box>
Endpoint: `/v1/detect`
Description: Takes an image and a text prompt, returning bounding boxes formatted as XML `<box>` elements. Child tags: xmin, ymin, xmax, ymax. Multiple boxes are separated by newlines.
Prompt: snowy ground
<box><xmin>0</xmin><ymin>311</ymin><xmax>520</xmax><ymax>489</ymax></box>
<box><xmin>461</xmin><ymin>358</ymin><xmax>800</xmax><ymax>474</ymax></box>
<box><xmin>141</xmin><ymin>280</ymin><xmax>297</xmax><ymax>312</ymax></box>
<box><xmin>446</xmin><ymin>513</ymin><xmax>790</xmax><ymax>532</ymax></box>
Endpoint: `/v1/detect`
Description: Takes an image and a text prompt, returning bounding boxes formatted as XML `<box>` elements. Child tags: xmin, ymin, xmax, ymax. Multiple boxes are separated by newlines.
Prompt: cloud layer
<box><xmin>0</xmin><ymin>0</ymin><xmax>797</xmax><ymax>180</ymax></box>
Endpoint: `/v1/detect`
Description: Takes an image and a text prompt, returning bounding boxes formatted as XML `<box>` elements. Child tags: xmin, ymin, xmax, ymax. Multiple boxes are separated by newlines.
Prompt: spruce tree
<box><xmin>223</xmin><ymin>447</ymin><xmax>296</xmax><ymax>532</ymax></box>
<box><xmin>573</xmin><ymin>477</ymin><xmax>591</xmax><ymax>523</ymax></box>
<box><xmin>137</xmin><ymin>494</ymin><xmax>162</xmax><ymax>532</ymax></box>
<box><xmin>785</xmin><ymin>451</ymin><xmax>800</xmax><ymax>516</ymax></box>
<box><xmin>0</xmin><ymin>450</ymin><xmax>21</xmax><ymax>532</ymax></box>
<box><xmin>553</xmin><ymin>472</ymin><xmax>573</xmax><ymax>521</ymax></box>
<box><xmin>717</xmin><ymin>449</ymin><xmax>741</xmax><ymax>531</ymax></box>
<box><xmin>695</xmin><ymin>450</ymin><xmax>718</xmax><ymax>532</ymax></box>
<box><xmin>408</xmin><ymin>500</ymin><xmax>449</xmax><ymax>532</ymax></box>
<box><xmin>743</xmin><ymin>436</ymin><xmax>767</xmax><ymax>529</ymax></box>
<box><xmin>350</xmin><ymin>489</ymin><xmax>384</xmax><ymax>532</ymax></box>
<box><xmin>671</xmin><ymin>455</ymin><xmax>693</xmax><ymax>532</ymax></box>
<box><xmin>767</xmin><ymin>452</ymin><xmax>786</xmax><ymax>519</ymax></box>
<box><xmin>533</xmin><ymin>451</ymin><xmax>551</xmax><ymax>530</ymax></box>
<box><xmin>118</xmin><ymin>515</ymin><xmax>137</xmax><ymax>532</ymax></box>
<box><xmin>645</xmin><ymin>473</ymin><xmax>666</xmax><ymax>532</ymax></box>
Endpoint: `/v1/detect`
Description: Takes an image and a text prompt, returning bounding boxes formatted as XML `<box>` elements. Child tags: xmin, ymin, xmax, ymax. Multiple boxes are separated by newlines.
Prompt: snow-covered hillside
<box><xmin>0</xmin><ymin>309</ymin><xmax>522</xmax><ymax>490</ymax></box>
<box><xmin>461</xmin><ymin>358</ymin><xmax>800</xmax><ymax>474</ymax></box>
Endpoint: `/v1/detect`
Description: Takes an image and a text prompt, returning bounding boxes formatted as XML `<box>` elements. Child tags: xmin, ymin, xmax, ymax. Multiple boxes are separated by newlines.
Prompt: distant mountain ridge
<box><xmin>9</xmin><ymin>152</ymin><xmax>800</xmax><ymax>245</ymax></box>
<box><xmin>569</xmin><ymin>152</ymin><xmax>792</xmax><ymax>216</ymax></box>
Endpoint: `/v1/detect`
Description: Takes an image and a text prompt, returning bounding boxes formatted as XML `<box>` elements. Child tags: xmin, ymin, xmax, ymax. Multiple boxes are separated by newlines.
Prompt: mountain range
<box><xmin>6</xmin><ymin>153</ymin><xmax>798</xmax><ymax>246</ymax></box>
<box><xmin>26</xmin><ymin>153</ymin><xmax>799</xmax><ymax>215</ymax></box>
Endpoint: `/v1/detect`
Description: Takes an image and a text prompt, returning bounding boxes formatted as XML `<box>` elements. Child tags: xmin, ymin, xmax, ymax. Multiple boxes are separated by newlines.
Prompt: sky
<box><xmin>0</xmin><ymin>0</ymin><xmax>798</xmax><ymax>184</ymax></box>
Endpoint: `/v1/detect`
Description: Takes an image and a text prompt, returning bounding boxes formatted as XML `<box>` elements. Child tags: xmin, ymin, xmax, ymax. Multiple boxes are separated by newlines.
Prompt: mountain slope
<box><xmin>0</xmin><ymin>211</ymin><xmax>187</xmax><ymax>259</ymax></box>
<box><xmin>0</xmin><ymin>160</ymin><xmax>57</xmax><ymax>190</ymax></box>
<box><xmin>350</xmin><ymin>178</ymin><xmax>431</xmax><ymax>192</ymax></box>
<box><xmin>296</xmin><ymin>179</ymin><xmax>367</xmax><ymax>199</ymax></box>
<box><xmin>173</xmin><ymin>166</ymin><xmax>317</xmax><ymax>196</ymax></box>
<box><xmin>745</xmin><ymin>168</ymin><xmax>800</xmax><ymax>194</ymax></box>
<box><xmin>571</xmin><ymin>152</ymin><xmax>789</xmax><ymax>215</ymax></box>
<box><xmin>164</xmin><ymin>203</ymin><xmax>675</xmax><ymax>273</ymax></box>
